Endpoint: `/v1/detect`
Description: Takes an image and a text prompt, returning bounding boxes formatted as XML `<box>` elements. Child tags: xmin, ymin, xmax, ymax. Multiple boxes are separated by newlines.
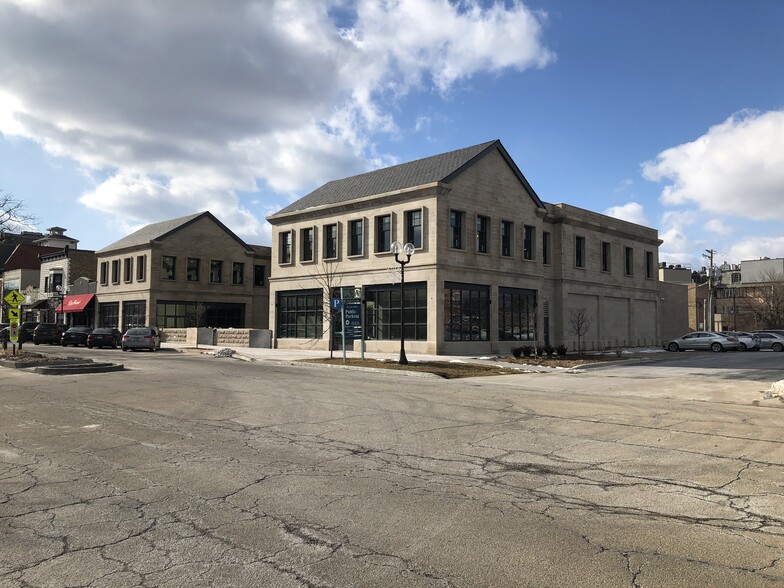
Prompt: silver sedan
<box><xmin>666</xmin><ymin>331</ymin><xmax>740</xmax><ymax>352</ymax></box>
<box><xmin>752</xmin><ymin>331</ymin><xmax>784</xmax><ymax>352</ymax></box>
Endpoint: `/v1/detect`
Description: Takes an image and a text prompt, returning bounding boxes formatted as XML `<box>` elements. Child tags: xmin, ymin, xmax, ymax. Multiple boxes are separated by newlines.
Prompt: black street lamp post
<box><xmin>391</xmin><ymin>241</ymin><xmax>415</xmax><ymax>365</ymax></box>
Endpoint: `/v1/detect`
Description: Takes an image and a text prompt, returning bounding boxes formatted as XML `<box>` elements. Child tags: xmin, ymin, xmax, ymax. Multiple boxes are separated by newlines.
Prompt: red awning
<box><xmin>56</xmin><ymin>294</ymin><xmax>95</xmax><ymax>313</ymax></box>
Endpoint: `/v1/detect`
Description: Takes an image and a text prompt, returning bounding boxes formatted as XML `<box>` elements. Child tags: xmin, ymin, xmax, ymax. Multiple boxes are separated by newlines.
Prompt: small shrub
<box><xmin>556</xmin><ymin>344</ymin><xmax>568</xmax><ymax>356</ymax></box>
<box><xmin>511</xmin><ymin>346</ymin><xmax>524</xmax><ymax>358</ymax></box>
<box><xmin>521</xmin><ymin>345</ymin><xmax>533</xmax><ymax>357</ymax></box>
<box><xmin>543</xmin><ymin>344</ymin><xmax>555</xmax><ymax>356</ymax></box>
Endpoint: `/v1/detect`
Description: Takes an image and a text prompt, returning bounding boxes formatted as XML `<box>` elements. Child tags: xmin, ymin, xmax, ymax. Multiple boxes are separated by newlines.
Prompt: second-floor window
<box><xmin>100</xmin><ymin>262</ymin><xmax>108</xmax><ymax>285</ymax></box>
<box><xmin>376</xmin><ymin>214</ymin><xmax>391</xmax><ymax>253</ymax></box>
<box><xmin>646</xmin><ymin>251</ymin><xmax>654</xmax><ymax>279</ymax></box>
<box><xmin>233</xmin><ymin>262</ymin><xmax>244</xmax><ymax>285</ymax></box>
<box><xmin>476</xmin><ymin>215</ymin><xmax>489</xmax><ymax>253</ymax></box>
<box><xmin>575</xmin><ymin>236</ymin><xmax>586</xmax><ymax>268</ymax></box>
<box><xmin>112</xmin><ymin>259</ymin><xmax>121</xmax><ymax>283</ymax></box>
<box><xmin>625</xmin><ymin>247</ymin><xmax>634</xmax><ymax>276</ymax></box>
<box><xmin>162</xmin><ymin>256</ymin><xmax>176</xmax><ymax>280</ymax></box>
<box><xmin>123</xmin><ymin>258</ymin><xmax>133</xmax><ymax>282</ymax></box>
<box><xmin>280</xmin><ymin>231</ymin><xmax>292</xmax><ymax>264</ymax></box>
<box><xmin>405</xmin><ymin>209</ymin><xmax>422</xmax><ymax>248</ymax></box>
<box><xmin>601</xmin><ymin>242</ymin><xmax>611</xmax><ymax>272</ymax></box>
<box><xmin>349</xmin><ymin>219</ymin><xmax>363</xmax><ymax>256</ymax></box>
<box><xmin>523</xmin><ymin>225</ymin><xmax>535</xmax><ymax>260</ymax></box>
<box><xmin>450</xmin><ymin>210</ymin><xmax>464</xmax><ymax>249</ymax></box>
<box><xmin>136</xmin><ymin>255</ymin><xmax>146</xmax><ymax>281</ymax></box>
<box><xmin>542</xmin><ymin>231</ymin><xmax>551</xmax><ymax>265</ymax></box>
<box><xmin>210</xmin><ymin>260</ymin><xmax>223</xmax><ymax>283</ymax></box>
<box><xmin>301</xmin><ymin>227</ymin><xmax>314</xmax><ymax>262</ymax></box>
<box><xmin>501</xmin><ymin>220</ymin><xmax>513</xmax><ymax>257</ymax></box>
<box><xmin>324</xmin><ymin>224</ymin><xmax>337</xmax><ymax>259</ymax></box>
<box><xmin>254</xmin><ymin>264</ymin><xmax>265</xmax><ymax>287</ymax></box>
<box><xmin>187</xmin><ymin>257</ymin><xmax>200</xmax><ymax>281</ymax></box>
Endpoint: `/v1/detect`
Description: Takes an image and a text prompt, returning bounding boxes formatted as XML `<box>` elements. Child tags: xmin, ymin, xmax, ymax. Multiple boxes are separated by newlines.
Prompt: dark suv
<box><xmin>19</xmin><ymin>321</ymin><xmax>40</xmax><ymax>343</ymax></box>
<box><xmin>32</xmin><ymin>323</ymin><xmax>65</xmax><ymax>345</ymax></box>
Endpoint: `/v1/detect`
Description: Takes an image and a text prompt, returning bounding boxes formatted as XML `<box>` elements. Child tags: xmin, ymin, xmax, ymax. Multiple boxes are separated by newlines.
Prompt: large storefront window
<box><xmin>365</xmin><ymin>282</ymin><xmax>427</xmax><ymax>341</ymax></box>
<box><xmin>155</xmin><ymin>301</ymin><xmax>245</xmax><ymax>328</ymax></box>
<box><xmin>277</xmin><ymin>290</ymin><xmax>323</xmax><ymax>338</ymax></box>
<box><xmin>498</xmin><ymin>287</ymin><xmax>537</xmax><ymax>341</ymax></box>
<box><xmin>99</xmin><ymin>302</ymin><xmax>120</xmax><ymax>328</ymax></box>
<box><xmin>443</xmin><ymin>282</ymin><xmax>489</xmax><ymax>341</ymax></box>
<box><xmin>122</xmin><ymin>300</ymin><xmax>147</xmax><ymax>331</ymax></box>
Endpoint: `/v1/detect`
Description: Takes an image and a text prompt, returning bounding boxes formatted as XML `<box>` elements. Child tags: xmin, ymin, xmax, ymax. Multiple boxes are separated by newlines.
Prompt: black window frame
<box><xmin>232</xmin><ymin>262</ymin><xmax>244</xmax><ymax>285</ymax></box>
<box><xmin>161</xmin><ymin>255</ymin><xmax>176</xmax><ymax>280</ymax></box>
<box><xmin>187</xmin><ymin>257</ymin><xmax>200</xmax><ymax>282</ymax></box>
<box><xmin>542</xmin><ymin>231</ymin><xmax>551</xmax><ymax>265</ymax></box>
<box><xmin>324</xmin><ymin>224</ymin><xmax>338</xmax><ymax>259</ymax></box>
<box><xmin>625</xmin><ymin>247</ymin><xmax>634</xmax><ymax>276</ymax></box>
<box><xmin>405</xmin><ymin>209</ymin><xmax>422</xmax><ymax>249</ymax></box>
<box><xmin>523</xmin><ymin>225</ymin><xmax>535</xmax><ymax>260</ymax></box>
<box><xmin>276</xmin><ymin>289</ymin><xmax>324</xmax><ymax>339</ymax></box>
<box><xmin>450</xmin><ymin>210</ymin><xmax>464</xmax><ymax>249</ymax></box>
<box><xmin>575</xmin><ymin>236</ymin><xmax>586</xmax><ymax>268</ymax></box>
<box><xmin>443</xmin><ymin>282</ymin><xmax>490</xmax><ymax>342</ymax></box>
<box><xmin>645</xmin><ymin>251</ymin><xmax>654</xmax><ymax>279</ymax></box>
<box><xmin>501</xmin><ymin>220</ymin><xmax>513</xmax><ymax>257</ymax></box>
<box><xmin>280</xmin><ymin>231</ymin><xmax>292</xmax><ymax>264</ymax></box>
<box><xmin>136</xmin><ymin>255</ymin><xmax>146</xmax><ymax>281</ymax></box>
<box><xmin>375</xmin><ymin>214</ymin><xmax>391</xmax><ymax>253</ymax></box>
<box><xmin>300</xmin><ymin>227</ymin><xmax>314</xmax><ymax>262</ymax></box>
<box><xmin>253</xmin><ymin>264</ymin><xmax>265</xmax><ymax>287</ymax></box>
<box><xmin>498</xmin><ymin>287</ymin><xmax>537</xmax><ymax>341</ymax></box>
<box><xmin>123</xmin><ymin>257</ymin><xmax>133</xmax><ymax>283</ymax></box>
<box><xmin>601</xmin><ymin>242</ymin><xmax>611</xmax><ymax>272</ymax></box>
<box><xmin>349</xmin><ymin>219</ymin><xmax>363</xmax><ymax>256</ymax></box>
<box><xmin>476</xmin><ymin>215</ymin><xmax>489</xmax><ymax>254</ymax></box>
<box><xmin>210</xmin><ymin>259</ymin><xmax>223</xmax><ymax>283</ymax></box>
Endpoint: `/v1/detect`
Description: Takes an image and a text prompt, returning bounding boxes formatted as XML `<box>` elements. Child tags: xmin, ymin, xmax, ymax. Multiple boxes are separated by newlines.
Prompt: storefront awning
<box><xmin>27</xmin><ymin>299</ymin><xmax>50</xmax><ymax>309</ymax></box>
<box><xmin>56</xmin><ymin>294</ymin><xmax>95</xmax><ymax>313</ymax></box>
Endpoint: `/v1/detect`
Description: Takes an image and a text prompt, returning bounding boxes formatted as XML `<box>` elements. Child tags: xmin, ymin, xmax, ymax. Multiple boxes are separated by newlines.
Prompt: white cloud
<box><xmin>643</xmin><ymin>109</ymin><xmax>784</xmax><ymax>221</ymax></box>
<box><xmin>603</xmin><ymin>201</ymin><xmax>648</xmax><ymax>226</ymax></box>
<box><xmin>0</xmin><ymin>0</ymin><xmax>553</xmax><ymax>239</ymax></box>
<box><xmin>725</xmin><ymin>237</ymin><xmax>784</xmax><ymax>264</ymax></box>
<box><xmin>704</xmin><ymin>218</ymin><xmax>734</xmax><ymax>235</ymax></box>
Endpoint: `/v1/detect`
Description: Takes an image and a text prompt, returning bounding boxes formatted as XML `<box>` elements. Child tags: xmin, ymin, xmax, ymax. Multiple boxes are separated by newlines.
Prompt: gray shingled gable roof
<box><xmin>271</xmin><ymin>139</ymin><xmax>544</xmax><ymax>216</ymax></box>
<box><xmin>97</xmin><ymin>211</ymin><xmax>252</xmax><ymax>254</ymax></box>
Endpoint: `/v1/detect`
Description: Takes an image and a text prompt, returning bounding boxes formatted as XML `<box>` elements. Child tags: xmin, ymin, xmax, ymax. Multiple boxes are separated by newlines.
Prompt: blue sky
<box><xmin>1</xmin><ymin>0</ymin><xmax>782</xmax><ymax>270</ymax></box>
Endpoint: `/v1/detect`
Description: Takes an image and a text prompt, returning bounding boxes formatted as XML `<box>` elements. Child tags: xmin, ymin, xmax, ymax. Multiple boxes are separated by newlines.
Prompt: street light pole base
<box><xmin>398</xmin><ymin>349</ymin><xmax>408</xmax><ymax>365</ymax></box>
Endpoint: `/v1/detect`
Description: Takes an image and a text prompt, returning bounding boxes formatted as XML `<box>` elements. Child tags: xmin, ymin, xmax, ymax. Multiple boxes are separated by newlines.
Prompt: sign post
<box><xmin>4</xmin><ymin>289</ymin><xmax>22</xmax><ymax>354</ymax></box>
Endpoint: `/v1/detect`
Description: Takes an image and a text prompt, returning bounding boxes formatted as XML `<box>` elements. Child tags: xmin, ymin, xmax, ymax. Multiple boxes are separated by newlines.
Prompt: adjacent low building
<box><xmin>267</xmin><ymin>140</ymin><xmax>666</xmax><ymax>355</ymax></box>
<box><xmin>94</xmin><ymin>211</ymin><xmax>271</xmax><ymax>331</ymax></box>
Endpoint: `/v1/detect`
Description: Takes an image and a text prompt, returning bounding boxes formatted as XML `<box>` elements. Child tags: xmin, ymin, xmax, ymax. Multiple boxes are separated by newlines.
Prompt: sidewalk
<box><xmin>163</xmin><ymin>341</ymin><xmax>510</xmax><ymax>367</ymax></box>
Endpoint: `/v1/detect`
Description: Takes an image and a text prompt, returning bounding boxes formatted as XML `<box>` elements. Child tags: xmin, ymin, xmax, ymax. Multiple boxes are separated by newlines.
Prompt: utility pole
<box><xmin>704</xmin><ymin>249</ymin><xmax>717</xmax><ymax>331</ymax></box>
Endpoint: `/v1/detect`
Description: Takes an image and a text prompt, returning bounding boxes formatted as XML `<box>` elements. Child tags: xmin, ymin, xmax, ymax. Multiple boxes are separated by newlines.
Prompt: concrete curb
<box><xmin>32</xmin><ymin>362</ymin><xmax>125</xmax><ymax>375</ymax></box>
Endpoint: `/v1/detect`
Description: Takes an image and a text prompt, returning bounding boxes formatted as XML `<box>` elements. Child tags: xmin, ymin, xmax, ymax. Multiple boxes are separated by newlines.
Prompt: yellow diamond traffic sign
<box><xmin>4</xmin><ymin>289</ymin><xmax>23</xmax><ymax>307</ymax></box>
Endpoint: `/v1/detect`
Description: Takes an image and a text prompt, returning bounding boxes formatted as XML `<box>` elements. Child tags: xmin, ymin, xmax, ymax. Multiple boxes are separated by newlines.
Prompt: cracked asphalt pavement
<box><xmin>1</xmin><ymin>349</ymin><xmax>783</xmax><ymax>587</ymax></box>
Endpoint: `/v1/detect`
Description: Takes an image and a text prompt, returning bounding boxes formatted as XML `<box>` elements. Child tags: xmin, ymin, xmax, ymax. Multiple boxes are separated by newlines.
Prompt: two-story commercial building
<box><xmin>94</xmin><ymin>211</ymin><xmax>271</xmax><ymax>332</ymax></box>
<box><xmin>267</xmin><ymin>140</ymin><xmax>664</xmax><ymax>355</ymax></box>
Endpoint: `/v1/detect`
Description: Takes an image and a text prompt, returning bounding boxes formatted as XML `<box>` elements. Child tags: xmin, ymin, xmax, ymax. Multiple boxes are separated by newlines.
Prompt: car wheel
<box><xmin>711</xmin><ymin>342</ymin><xmax>722</xmax><ymax>352</ymax></box>
<box><xmin>111</xmin><ymin>343</ymin><xmax>116</xmax><ymax>349</ymax></box>
<box><xmin>667</xmin><ymin>342</ymin><xmax>679</xmax><ymax>352</ymax></box>
<box><xmin>61</xmin><ymin>341</ymin><xmax>67</xmax><ymax>347</ymax></box>
<box><xmin>773</xmin><ymin>343</ymin><xmax>784</xmax><ymax>352</ymax></box>
<box><xmin>88</xmin><ymin>344</ymin><xmax>93</xmax><ymax>349</ymax></box>
<box><xmin>122</xmin><ymin>347</ymin><xmax>128</xmax><ymax>352</ymax></box>
<box><xmin>738</xmin><ymin>342</ymin><xmax>747</xmax><ymax>351</ymax></box>
<box><xmin>34</xmin><ymin>341</ymin><xmax>39</xmax><ymax>345</ymax></box>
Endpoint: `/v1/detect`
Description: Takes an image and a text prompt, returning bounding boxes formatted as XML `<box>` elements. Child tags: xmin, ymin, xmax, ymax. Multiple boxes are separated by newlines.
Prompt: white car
<box><xmin>752</xmin><ymin>331</ymin><xmax>784</xmax><ymax>352</ymax></box>
<box><xmin>666</xmin><ymin>331</ymin><xmax>740</xmax><ymax>353</ymax></box>
<box><xmin>720</xmin><ymin>331</ymin><xmax>760</xmax><ymax>351</ymax></box>
<box><xmin>121</xmin><ymin>326</ymin><xmax>161</xmax><ymax>351</ymax></box>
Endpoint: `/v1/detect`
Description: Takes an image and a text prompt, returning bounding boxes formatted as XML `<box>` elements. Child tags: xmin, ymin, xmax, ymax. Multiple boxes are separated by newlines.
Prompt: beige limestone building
<box><xmin>94</xmin><ymin>212</ymin><xmax>271</xmax><ymax>332</ymax></box>
<box><xmin>267</xmin><ymin>140</ymin><xmax>665</xmax><ymax>355</ymax></box>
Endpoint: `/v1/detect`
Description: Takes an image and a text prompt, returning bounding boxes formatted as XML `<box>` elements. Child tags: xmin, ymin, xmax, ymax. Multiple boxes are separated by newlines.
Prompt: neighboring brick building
<box><xmin>0</xmin><ymin>243</ymin><xmax>60</xmax><ymax>322</ymax></box>
<box><xmin>94</xmin><ymin>211</ymin><xmax>271</xmax><ymax>332</ymax></box>
<box><xmin>267</xmin><ymin>140</ymin><xmax>666</xmax><ymax>355</ymax></box>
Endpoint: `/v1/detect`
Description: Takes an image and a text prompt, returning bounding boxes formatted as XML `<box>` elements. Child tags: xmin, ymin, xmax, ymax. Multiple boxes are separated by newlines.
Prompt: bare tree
<box><xmin>0</xmin><ymin>190</ymin><xmax>37</xmax><ymax>233</ymax></box>
<box><xmin>306</xmin><ymin>261</ymin><xmax>343</xmax><ymax>358</ymax></box>
<box><xmin>741</xmin><ymin>270</ymin><xmax>784</xmax><ymax>329</ymax></box>
<box><xmin>567</xmin><ymin>307</ymin><xmax>592</xmax><ymax>354</ymax></box>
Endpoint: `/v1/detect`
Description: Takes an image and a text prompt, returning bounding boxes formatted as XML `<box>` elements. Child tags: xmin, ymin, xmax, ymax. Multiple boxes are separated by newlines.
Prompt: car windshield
<box><xmin>92</xmin><ymin>328</ymin><xmax>113</xmax><ymax>334</ymax></box>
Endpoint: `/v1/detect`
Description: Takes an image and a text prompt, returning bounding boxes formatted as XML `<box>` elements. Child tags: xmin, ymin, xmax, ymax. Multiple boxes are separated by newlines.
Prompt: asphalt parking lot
<box><xmin>1</xmin><ymin>345</ymin><xmax>782</xmax><ymax>587</ymax></box>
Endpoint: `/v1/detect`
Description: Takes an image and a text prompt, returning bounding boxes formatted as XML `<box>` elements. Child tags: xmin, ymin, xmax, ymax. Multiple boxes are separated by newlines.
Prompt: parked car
<box><xmin>666</xmin><ymin>331</ymin><xmax>740</xmax><ymax>352</ymax></box>
<box><xmin>87</xmin><ymin>328</ymin><xmax>123</xmax><ymax>349</ymax></box>
<box><xmin>719</xmin><ymin>331</ymin><xmax>760</xmax><ymax>351</ymax></box>
<box><xmin>752</xmin><ymin>331</ymin><xmax>784</xmax><ymax>352</ymax></box>
<box><xmin>32</xmin><ymin>323</ymin><xmax>65</xmax><ymax>345</ymax></box>
<box><xmin>61</xmin><ymin>326</ymin><xmax>92</xmax><ymax>347</ymax></box>
<box><xmin>122</xmin><ymin>326</ymin><xmax>161</xmax><ymax>351</ymax></box>
<box><xmin>19</xmin><ymin>321</ymin><xmax>40</xmax><ymax>343</ymax></box>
